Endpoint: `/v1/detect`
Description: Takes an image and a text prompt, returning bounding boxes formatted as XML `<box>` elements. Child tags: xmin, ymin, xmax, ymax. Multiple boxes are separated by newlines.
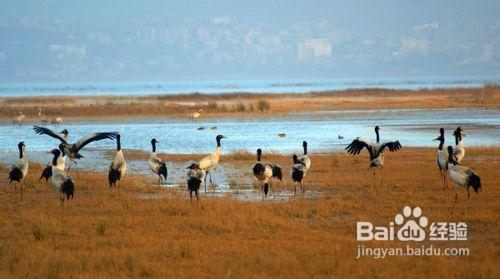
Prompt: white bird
<box><xmin>252</xmin><ymin>149</ymin><xmax>283</xmax><ymax>199</ymax></box>
<box><xmin>8</xmin><ymin>141</ymin><xmax>29</xmax><ymax>200</ymax></box>
<box><xmin>199</xmin><ymin>134</ymin><xmax>226</xmax><ymax>194</ymax></box>
<box><xmin>50</xmin><ymin>149</ymin><xmax>74</xmax><ymax>201</ymax></box>
<box><xmin>33</xmin><ymin>126</ymin><xmax>118</xmax><ymax>171</ymax></box>
<box><xmin>51</xmin><ymin>116</ymin><xmax>63</xmax><ymax>125</ymax></box>
<box><xmin>434</xmin><ymin>128</ymin><xmax>448</xmax><ymax>190</ymax></box>
<box><xmin>290</xmin><ymin>154</ymin><xmax>306</xmax><ymax>194</ymax></box>
<box><xmin>38</xmin><ymin>108</ymin><xmax>48</xmax><ymax>125</ymax></box>
<box><xmin>452</xmin><ymin>127</ymin><xmax>465</xmax><ymax>163</ymax></box>
<box><xmin>446</xmin><ymin>146</ymin><xmax>481</xmax><ymax>214</ymax></box>
<box><xmin>192</xmin><ymin>111</ymin><xmax>201</xmax><ymax>119</ymax></box>
<box><xmin>40</xmin><ymin>143</ymin><xmax>67</xmax><ymax>183</ymax></box>
<box><xmin>149</xmin><ymin>138</ymin><xmax>167</xmax><ymax>193</ymax></box>
<box><xmin>345</xmin><ymin>126</ymin><xmax>402</xmax><ymax>185</ymax></box>
<box><xmin>186</xmin><ymin>163</ymin><xmax>206</xmax><ymax>201</ymax></box>
<box><xmin>108</xmin><ymin>134</ymin><xmax>126</xmax><ymax>188</ymax></box>
<box><xmin>298</xmin><ymin>141</ymin><xmax>311</xmax><ymax>171</ymax></box>
<box><xmin>12</xmin><ymin>111</ymin><xmax>25</xmax><ymax>125</ymax></box>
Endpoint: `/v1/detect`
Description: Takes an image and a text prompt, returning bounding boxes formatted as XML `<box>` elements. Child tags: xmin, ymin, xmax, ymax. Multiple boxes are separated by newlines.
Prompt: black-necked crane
<box><xmin>40</xmin><ymin>143</ymin><xmax>67</xmax><ymax>183</ymax></box>
<box><xmin>12</xmin><ymin>111</ymin><xmax>25</xmax><ymax>125</ymax></box>
<box><xmin>50</xmin><ymin>148</ymin><xmax>74</xmax><ymax>201</ymax></box>
<box><xmin>452</xmin><ymin>127</ymin><xmax>465</xmax><ymax>163</ymax></box>
<box><xmin>38</xmin><ymin>108</ymin><xmax>48</xmax><ymax>125</ymax></box>
<box><xmin>345</xmin><ymin>126</ymin><xmax>402</xmax><ymax>185</ymax></box>
<box><xmin>298</xmin><ymin>141</ymin><xmax>311</xmax><ymax>171</ymax></box>
<box><xmin>33</xmin><ymin>126</ymin><xmax>118</xmax><ymax>171</ymax></box>
<box><xmin>199</xmin><ymin>134</ymin><xmax>225</xmax><ymax>194</ymax></box>
<box><xmin>149</xmin><ymin>138</ymin><xmax>167</xmax><ymax>193</ymax></box>
<box><xmin>446</xmin><ymin>146</ymin><xmax>481</xmax><ymax>215</ymax></box>
<box><xmin>434</xmin><ymin>128</ymin><xmax>448</xmax><ymax>190</ymax></box>
<box><xmin>252</xmin><ymin>149</ymin><xmax>282</xmax><ymax>199</ymax></box>
<box><xmin>108</xmin><ymin>134</ymin><xmax>126</xmax><ymax>188</ymax></box>
<box><xmin>8</xmin><ymin>141</ymin><xmax>29</xmax><ymax>200</ymax></box>
<box><xmin>290</xmin><ymin>154</ymin><xmax>306</xmax><ymax>195</ymax></box>
<box><xmin>186</xmin><ymin>163</ymin><xmax>205</xmax><ymax>202</ymax></box>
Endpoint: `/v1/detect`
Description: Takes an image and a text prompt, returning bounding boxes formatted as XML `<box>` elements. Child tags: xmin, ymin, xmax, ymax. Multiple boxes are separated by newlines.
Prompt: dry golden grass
<box><xmin>0</xmin><ymin>147</ymin><xmax>498</xmax><ymax>277</ymax></box>
<box><xmin>1</xmin><ymin>87</ymin><xmax>498</xmax><ymax>121</ymax></box>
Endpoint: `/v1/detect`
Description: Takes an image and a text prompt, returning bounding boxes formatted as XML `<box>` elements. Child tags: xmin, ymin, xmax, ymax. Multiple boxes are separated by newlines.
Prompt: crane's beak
<box><xmin>432</xmin><ymin>137</ymin><xmax>440</xmax><ymax>141</ymax></box>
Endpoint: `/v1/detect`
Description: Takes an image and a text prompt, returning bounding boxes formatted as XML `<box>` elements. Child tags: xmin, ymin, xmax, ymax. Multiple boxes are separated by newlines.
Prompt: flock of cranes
<box><xmin>12</xmin><ymin>108</ymin><xmax>63</xmax><ymax>126</ymax></box>
<box><xmin>6</xmin><ymin>125</ymin><xmax>481</xmax><ymax>210</ymax></box>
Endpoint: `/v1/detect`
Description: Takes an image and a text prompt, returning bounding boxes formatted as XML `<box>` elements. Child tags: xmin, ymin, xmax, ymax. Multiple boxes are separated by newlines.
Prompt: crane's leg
<box><xmin>380</xmin><ymin>166</ymin><xmax>384</xmax><ymax>187</ymax></box>
<box><xmin>204</xmin><ymin>172</ymin><xmax>208</xmax><ymax>195</ymax></box>
<box><xmin>301</xmin><ymin>180</ymin><xmax>305</xmax><ymax>194</ymax></box>
<box><xmin>157</xmin><ymin>176</ymin><xmax>161</xmax><ymax>195</ymax></box>
<box><xmin>294</xmin><ymin>182</ymin><xmax>297</xmax><ymax>196</ymax></box>
<box><xmin>19</xmin><ymin>181</ymin><xmax>23</xmax><ymax>201</ymax></box>
<box><xmin>190</xmin><ymin>191</ymin><xmax>193</xmax><ymax>200</ymax></box>
<box><xmin>372</xmin><ymin>168</ymin><xmax>376</xmax><ymax>189</ymax></box>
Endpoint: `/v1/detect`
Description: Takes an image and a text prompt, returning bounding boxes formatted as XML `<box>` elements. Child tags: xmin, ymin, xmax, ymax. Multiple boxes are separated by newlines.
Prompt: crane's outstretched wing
<box><xmin>345</xmin><ymin>137</ymin><xmax>372</xmax><ymax>155</ymax></box>
<box><xmin>380</xmin><ymin>141</ymin><xmax>402</xmax><ymax>152</ymax></box>
<box><xmin>73</xmin><ymin>132</ymin><xmax>118</xmax><ymax>152</ymax></box>
<box><xmin>33</xmin><ymin>126</ymin><xmax>68</xmax><ymax>144</ymax></box>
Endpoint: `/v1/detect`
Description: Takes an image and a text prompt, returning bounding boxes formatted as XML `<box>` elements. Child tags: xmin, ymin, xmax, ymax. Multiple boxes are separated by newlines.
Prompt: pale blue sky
<box><xmin>0</xmin><ymin>0</ymin><xmax>498</xmax><ymax>82</ymax></box>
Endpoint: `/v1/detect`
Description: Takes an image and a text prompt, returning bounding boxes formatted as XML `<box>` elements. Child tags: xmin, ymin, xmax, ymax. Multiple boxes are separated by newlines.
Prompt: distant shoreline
<box><xmin>1</xmin><ymin>87</ymin><xmax>498</xmax><ymax>120</ymax></box>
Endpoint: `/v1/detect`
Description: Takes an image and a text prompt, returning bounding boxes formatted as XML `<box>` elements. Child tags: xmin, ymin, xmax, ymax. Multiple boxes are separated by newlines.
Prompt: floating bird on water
<box><xmin>278</xmin><ymin>133</ymin><xmax>286</xmax><ymax>138</ymax></box>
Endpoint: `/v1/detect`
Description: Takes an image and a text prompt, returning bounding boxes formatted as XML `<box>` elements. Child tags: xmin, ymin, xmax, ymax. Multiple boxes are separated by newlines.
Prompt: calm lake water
<box><xmin>1</xmin><ymin>76</ymin><xmax>499</xmax><ymax>97</ymax></box>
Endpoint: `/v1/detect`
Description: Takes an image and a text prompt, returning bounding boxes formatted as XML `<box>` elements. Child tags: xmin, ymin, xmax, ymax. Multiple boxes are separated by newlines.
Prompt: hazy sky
<box><xmin>0</xmin><ymin>0</ymin><xmax>499</xmax><ymax>82</ymax></box>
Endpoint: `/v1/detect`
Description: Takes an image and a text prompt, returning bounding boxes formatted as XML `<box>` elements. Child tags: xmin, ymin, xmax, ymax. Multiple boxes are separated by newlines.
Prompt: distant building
<box><xmin>297</xmin><ymin>39</ymin><xmax>332</xmax><ymax>59</ymax></box>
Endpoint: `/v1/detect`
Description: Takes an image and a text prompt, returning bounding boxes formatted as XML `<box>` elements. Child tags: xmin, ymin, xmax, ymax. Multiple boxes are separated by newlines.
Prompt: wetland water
<box><xmin>1</xmin><ymin>108</ymin><xmax>498</xmax><ymax>198</ymax></box>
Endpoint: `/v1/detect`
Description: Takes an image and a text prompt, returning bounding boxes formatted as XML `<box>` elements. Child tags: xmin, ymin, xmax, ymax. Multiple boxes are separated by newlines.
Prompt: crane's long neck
<box><xmin>18</xmin><ymin>146</ymin><xmax>24</xmax><ymax>159</ymax></box>
<box><xmin>303</xmin><ymin>144</ymin><xmax>308</xmax><ymax>155</ymax></box>
<box><xmin>152</xmin><ymin>142</ymin><xmax>156</xmax><ymax>153</ymax></box>
<box><xmin>257</xmin><ymin>152</ymin><xmax>261</xmax><ymax>162</ymax></box>
<box><xmin>216</xmin><ymin>138</ymin><xmax>222</xmax><ymax>148</ymax></box>
<box><xmin>375</xmin><ymin>130</ymin><xmax>380</xmax><ymax>143</ymax></box>
<box><xmin>52</xmin><ymin>152</ymin><xmax>60</xmax><ymax>166</ymax></box>
<box><xmin>117</xmin><ymin>137</ymin><xmax>122</xmax><ymax>151</ymax></box>
<box><xmin>438</xmin><ymin>131</ymin><xmax>444</xmax><ymax>150</ymax></box>
<box><xmin>455</xmin><ymin>134</ymin><xmax>459</xmax><ymax>145</ymax></box>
